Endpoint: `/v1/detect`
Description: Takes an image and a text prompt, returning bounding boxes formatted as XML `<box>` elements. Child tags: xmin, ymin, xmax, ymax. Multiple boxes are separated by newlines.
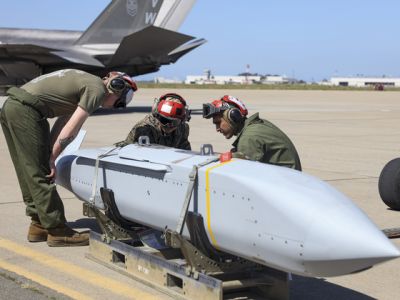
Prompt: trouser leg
<box><xmin>1</xmin><ymin>100</ymin><xmax>66</xmax><ymax>228</ymax></box>
<box><xmin>1</xmin><ymin>102</ymin><xmax>36</xmax><ymax>215</ymax></box>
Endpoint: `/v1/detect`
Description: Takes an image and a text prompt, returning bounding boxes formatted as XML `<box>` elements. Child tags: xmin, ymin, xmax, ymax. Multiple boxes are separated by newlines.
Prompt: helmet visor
<box><xmin>113</xmin><ymin>89</ymin><xmax>134</xmax><ymax>108</ymax></box>
<box><xmin>202</xmin><ymin>103</ymin><xmax>224</xmax><ymax>119</ymax></box>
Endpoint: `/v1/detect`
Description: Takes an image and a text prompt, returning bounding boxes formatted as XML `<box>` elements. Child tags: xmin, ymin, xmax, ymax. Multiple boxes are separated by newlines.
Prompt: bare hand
<box><xmin>46</xmin><ymin>160</ymin><xmax>57</xmax><ymax>183</ymax></box>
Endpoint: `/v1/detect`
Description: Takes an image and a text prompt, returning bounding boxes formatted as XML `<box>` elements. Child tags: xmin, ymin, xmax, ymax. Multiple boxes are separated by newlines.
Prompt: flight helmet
<box><xmin>152</xmin><ymin>93</ymin><xmax>190</xmax><ymax>128</ymax></box>
<box><xmin>105</xmin><ymin>71</ymin><xmax>138</xmax><ymax>108</ymax></box>
<box><xmin>203</xmin><ymin>95</ymin><xmax>248</xmax><ymax>124</ymax></box>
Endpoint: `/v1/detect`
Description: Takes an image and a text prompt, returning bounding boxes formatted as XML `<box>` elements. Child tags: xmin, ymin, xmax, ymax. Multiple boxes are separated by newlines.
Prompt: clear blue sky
<box><xmin>0</xmin><ymin>0</ymin><xmax>399</xmax><ymax>82</ymax></box>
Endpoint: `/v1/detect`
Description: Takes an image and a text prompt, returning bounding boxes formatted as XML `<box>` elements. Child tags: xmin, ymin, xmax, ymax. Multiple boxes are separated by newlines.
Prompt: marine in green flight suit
<box><xmin>202</xmin><ymin>95</ymin><xmax>301</xmax><ymax>171</ymax></box>
<box><xmin>0</xmin><ymin>69</ymin><xmax>137</xmax><ymax>246</ymax></box>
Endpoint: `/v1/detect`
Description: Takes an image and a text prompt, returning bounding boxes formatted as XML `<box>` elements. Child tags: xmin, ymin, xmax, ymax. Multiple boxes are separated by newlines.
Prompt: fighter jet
<box><xmin>0</xmin><ymin>0</ymin><xmax>205</xmax><ymax>93</ymax></box>
<box><xmin>55</xmin><ymin>133</ymin><xmax>400</xmax><ymax>278</ymax></box>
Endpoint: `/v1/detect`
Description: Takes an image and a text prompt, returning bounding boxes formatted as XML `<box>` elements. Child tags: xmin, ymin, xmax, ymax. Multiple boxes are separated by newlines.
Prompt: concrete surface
<box><xmin>0</xmin><ymin>89</ymin><xmax>399</xmax><ymax>299</ymax></box>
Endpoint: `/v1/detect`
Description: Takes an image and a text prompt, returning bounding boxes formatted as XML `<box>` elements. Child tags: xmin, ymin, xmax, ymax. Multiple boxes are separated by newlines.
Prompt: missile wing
<box><xmin>56</xmin><ymin>143</ymin><xmax>400</xmax><ymax>278</ymax></box>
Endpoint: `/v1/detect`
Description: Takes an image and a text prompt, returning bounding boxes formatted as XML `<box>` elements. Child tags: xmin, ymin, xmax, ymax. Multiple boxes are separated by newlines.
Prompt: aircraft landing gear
<box><xmin>378</xmin><ymin>158</ymin><xmax>400</xmax><ymax>211</ymax></box>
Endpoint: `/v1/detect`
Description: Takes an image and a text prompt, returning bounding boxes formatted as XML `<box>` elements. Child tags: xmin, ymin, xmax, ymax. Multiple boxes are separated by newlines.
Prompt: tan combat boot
<box><xmin>47</xmin><ymin>224</ymin><xmax>89</xmax><ymax>247</ymax></box>
<box><xmin>27</xmin><ymin>222</ymin><xmax>48</xmax><ymax>242</ymax></box>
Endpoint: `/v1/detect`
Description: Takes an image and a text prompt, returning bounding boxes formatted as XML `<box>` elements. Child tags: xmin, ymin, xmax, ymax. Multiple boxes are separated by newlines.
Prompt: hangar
<box><xmin>331</xmin><ymin>77</ymin><xmax>400</xmax><ymax>87</ymax></box>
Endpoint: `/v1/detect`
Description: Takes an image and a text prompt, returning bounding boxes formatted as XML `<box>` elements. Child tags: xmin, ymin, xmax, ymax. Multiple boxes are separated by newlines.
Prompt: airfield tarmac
<box><xmin>0</xmin><ymin>88</ymin><xmax>399</xmax><ymax>299</ymax></box>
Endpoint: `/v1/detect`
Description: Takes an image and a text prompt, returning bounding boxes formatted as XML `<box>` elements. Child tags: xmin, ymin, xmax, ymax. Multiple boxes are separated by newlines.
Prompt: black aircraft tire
<box><xmin>378</xmin><ymin>158</ymin><xmax>400</xmax><ymax>210</ymax></box>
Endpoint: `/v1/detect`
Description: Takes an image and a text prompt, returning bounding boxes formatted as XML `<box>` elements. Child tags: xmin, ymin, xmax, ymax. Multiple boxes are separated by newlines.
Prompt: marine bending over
<box><xmin>0</xmin><ymin>69</ymin><xmax>137</xmax><ymax>247</ymax></box>
<box><xmin>202</xmin><ymin>95</ymin><xmax>301</xmax><ymax>170</ymax></box>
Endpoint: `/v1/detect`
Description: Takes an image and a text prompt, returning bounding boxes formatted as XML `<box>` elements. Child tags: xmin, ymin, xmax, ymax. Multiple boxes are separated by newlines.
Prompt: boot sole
<box><xmin>27</xmin><ymin>235</ymin><xmax>48</xmax><ymax>242</ymax></box>
<box><xmin>47</xmin><ymin>240</ymin><xmax>89</xmax><ymax>247</ymax></box>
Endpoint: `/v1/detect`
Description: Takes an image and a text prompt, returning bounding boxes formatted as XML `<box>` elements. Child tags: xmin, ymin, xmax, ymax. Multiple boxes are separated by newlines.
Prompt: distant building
<box><xmin>330</xmin><ymin>77</ymin><xmax>400</xmax><ymax>87</ymax></box>
<box><xmin>154</xmin><ymin>77</ymin><xmax>183</xmax><ymax>84</ymax></box>
<box><xmin>261</xmin><ymin>75</ymin><xmax>290</xmax><ymax>84</ymax></box>
<box><xmin>185</xmin><ymin>71</ymin><xmax>296</xmax><ymax>85</ymax></box>
<box><xmin>185</xmin><ymin>75</ymin><xmax>261</xmax><ymax>85</ymax></box>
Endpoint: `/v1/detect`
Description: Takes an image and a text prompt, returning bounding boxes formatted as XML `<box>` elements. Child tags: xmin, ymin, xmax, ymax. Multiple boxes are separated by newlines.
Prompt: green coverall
<box><xmin>232</xmin><ymin>113</ymin><xmax>302</xmax><ymax>171</ymax></box>
<box><xmin>0</xmin><ymin>69</ymin><xmax>106</xmax><ymax>228</ymax></box>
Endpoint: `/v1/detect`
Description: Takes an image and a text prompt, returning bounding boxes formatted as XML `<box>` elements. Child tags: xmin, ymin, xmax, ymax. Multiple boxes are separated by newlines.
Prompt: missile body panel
<box><xmin>56</xmin><ymin>144</ymin><xmax>400</xmax><ymax>277</ymax></box>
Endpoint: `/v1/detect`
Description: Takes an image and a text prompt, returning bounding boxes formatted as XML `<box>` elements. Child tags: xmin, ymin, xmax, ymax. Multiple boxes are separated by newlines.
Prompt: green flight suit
<box><xmin>232</xmin><ymin>113</ymin><xmax>301</xmax><ymax>171</ymax></box>
<box><xmin>0</xmin><ymin>69</ymin><xmax>107</xmax><ymax>228</ymax></box>
<box><xmin>115</xmin><ymin>114</ymin><xmax>191</xmax><ymax>150</ymax></box>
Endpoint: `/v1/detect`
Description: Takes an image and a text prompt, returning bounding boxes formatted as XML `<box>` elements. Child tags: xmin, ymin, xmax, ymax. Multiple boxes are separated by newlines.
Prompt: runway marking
<box><xmin>205</xmin><ymin>160</ymin><xmax>234</xmax><ymax>249</ymax></box>
<box><xmin>0</xmin><ymin>259</ymin><xmax>92</xmax><ymax>299</ymax></box>
<box><xmin>0</xmin><ymin>238</ymin><xmax>159</xmax><ymax>300</ymax></box>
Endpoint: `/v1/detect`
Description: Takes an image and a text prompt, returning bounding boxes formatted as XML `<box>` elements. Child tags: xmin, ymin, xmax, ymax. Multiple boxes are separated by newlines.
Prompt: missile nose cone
<box><xmin>303</xmin><ymin>204</ymin><xmax>400</xmax><ymax>277</ymax></box>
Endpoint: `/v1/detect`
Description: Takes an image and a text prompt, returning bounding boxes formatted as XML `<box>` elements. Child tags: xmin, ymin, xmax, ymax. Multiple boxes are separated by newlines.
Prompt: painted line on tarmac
<box><xmin>0</xmin><ymin>238</ymin><xmax>159</xmax><ymax>300</ymax></box>
<box><xmin>0</xmin><ymin>259</ymin><xmax>92</xmax><ymax>299</ymax></box>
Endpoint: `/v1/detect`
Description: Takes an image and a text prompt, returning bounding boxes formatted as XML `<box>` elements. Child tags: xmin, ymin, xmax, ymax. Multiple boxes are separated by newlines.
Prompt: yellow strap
<box><xmin>205</xmin><ymin>160</ymin><xmax>234</xmax><ymax>249</ymax></box>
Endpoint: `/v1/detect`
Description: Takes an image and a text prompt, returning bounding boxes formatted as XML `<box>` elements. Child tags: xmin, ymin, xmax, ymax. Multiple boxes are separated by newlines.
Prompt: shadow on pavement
<box><xmin>92</xmin><ymin>106</ymin><xmax>203</xmax><ymax>116</ymax></box>
<box><xmin>68</xmin><ymin>219</ymin><xmax>374</xmax><ymax>300</ymax></box>
<box><xmin>68</xmin><ymin>218</ymin><xmax>101</xmax><ymax>233</ymax></box>
<box><xmin>290</xmin><ymin>275</ymin><xmax>375</xmax><ymax>299</ymax></box>
<box><xmin>92</xmin><ymin>106</ymin><xmax>152</xmax><ymax>115</ymax></box>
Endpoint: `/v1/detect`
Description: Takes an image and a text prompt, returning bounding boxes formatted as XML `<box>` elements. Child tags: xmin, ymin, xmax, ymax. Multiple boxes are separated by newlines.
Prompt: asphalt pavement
<box><xmin>1</xmin><ymin>88</ymin><xmax>400</xmax><ymax>299</ymax></box>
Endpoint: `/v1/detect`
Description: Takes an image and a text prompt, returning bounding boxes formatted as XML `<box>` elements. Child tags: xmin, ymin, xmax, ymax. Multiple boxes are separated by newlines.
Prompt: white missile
<box><xmin>55</xmin><ymin>139</ymin><xmax>399</xmax><ymax>278</ymax></box>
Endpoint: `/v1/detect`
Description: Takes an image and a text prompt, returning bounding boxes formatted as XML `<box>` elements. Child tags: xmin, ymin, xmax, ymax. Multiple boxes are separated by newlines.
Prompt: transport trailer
<box><xmin>83</xmin><ymin>197</ymin><xmax>289</xmax><ymax>300</ymax></box>
<box><xmin>87</xmin><ymin>231</ymin><xmax>289</xmax><ymax>300</ymax></box>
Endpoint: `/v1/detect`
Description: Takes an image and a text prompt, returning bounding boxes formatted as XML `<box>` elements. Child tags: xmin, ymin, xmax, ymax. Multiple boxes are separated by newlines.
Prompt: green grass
<box><xmin>137</xmin><ymin>82</ymin><xmax>400</xmax><ymax>91</ymax></box>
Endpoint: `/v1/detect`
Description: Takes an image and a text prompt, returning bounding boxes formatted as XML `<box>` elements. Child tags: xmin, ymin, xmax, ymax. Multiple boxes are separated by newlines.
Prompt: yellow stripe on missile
<box><xmin>205</xmin><ymin>160</ymin><xmax>234</xmax><ymax>249</ymax></box>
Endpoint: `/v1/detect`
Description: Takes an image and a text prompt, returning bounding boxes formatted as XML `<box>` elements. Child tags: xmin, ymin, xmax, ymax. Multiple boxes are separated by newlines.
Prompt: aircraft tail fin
<box><xmin>75</xmin><ymin>0</ymin><xmax>196</xmax><ymax>46</ymax></box>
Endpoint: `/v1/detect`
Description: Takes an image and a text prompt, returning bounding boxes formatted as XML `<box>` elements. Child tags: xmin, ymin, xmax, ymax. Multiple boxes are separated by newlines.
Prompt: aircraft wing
<box><xmin>0</xmin><ymin>44</ymin><xmax>59</xmax><ymax>64</ymax></box>
<box><xmin>0</xmin><ymin>44</ymin><xmax>105</xmax><ymax>86</ymax></box>
<box><xmin>0</xmin><ymin>44</ymin><xmax>61</xmax><ymax>85</ymax></box>
<box><xmin>0</xmin><ymin>0</ymin><xmax>205</xmax><ymax>90</ymax></box>
<box><xmin>107</xmin><ymin>26</ymin><xmax>194</xmax><ymax>68</ymax></box>
<box><xmin>0</xmin><ymin>44</ymin><xmax>104</xmax><ymax>68</ymax></box>
<box><xmin>50</xmin><ymin>50</ymin><xmax>104</xmax><ymax>67</ymax></box>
